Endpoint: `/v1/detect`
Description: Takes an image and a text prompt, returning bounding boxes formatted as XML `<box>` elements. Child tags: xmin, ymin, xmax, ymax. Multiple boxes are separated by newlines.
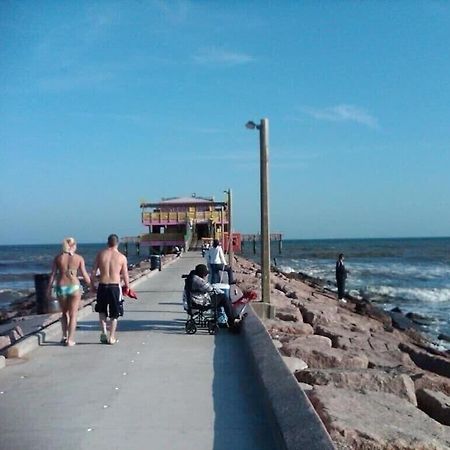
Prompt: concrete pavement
<box><xmin>0</xmin><ymin>253</ymin><xmax>278</xmax><ymax>450</ymax></box>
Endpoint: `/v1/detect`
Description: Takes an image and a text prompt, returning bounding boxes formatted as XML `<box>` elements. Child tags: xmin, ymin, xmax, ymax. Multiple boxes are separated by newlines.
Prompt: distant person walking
<box><xmin>91</xmin><ymin>234</ymin><xmax>130</xmax><ymax>345</ymax></box>
<box><xmin>336</xmin><ymin>253</ymin><xmax>349</xmax><ymax>304</ymax></box>
<box><xmin>47</xmin><ymin>237</ymin><xmax>91</xmax><ymax>347</ymax></box>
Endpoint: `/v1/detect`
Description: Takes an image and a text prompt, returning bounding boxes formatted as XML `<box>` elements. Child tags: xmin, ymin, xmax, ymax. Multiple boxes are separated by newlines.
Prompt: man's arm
<box><xmin>121</xmin><ymin>256</ymin><xmax>130</xmax><ymax>289</ymax></box>
<box><xmin>199</xmin><ymin>277</ymin><xmax>214</xmax><ymax>294</ymax></box>
<box><xmin>219</xmin><ymin>246</ymin><xmax>227</xmax><ymax>265</ymax></box>
<box><xmin>90</xmin><ymin>255</ymin><xmax>99</xmax><ymax>292</ymax></box>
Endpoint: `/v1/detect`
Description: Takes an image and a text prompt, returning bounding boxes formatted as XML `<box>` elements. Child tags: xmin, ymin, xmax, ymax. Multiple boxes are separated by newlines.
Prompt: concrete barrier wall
<box><xmin>242</xmin><ymin>306</ymin><xmax>336</xmax><ymax>450</ymax></box>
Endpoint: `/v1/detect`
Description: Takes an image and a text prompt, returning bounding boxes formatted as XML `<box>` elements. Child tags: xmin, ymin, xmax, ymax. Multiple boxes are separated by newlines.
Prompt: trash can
<box><xmin>150</xmin><ymin>255</ymin><xmax>161</xmax><ymax>271</ymax></box>
<box><xmin>34</xmin><ymin>274</ymin><xmax>60</xmax><ymax>314</ymax></box>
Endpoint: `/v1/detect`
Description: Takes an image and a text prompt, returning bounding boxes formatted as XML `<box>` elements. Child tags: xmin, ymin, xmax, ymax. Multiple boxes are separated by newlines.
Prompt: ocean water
<box><xmin>2</xmin><ymin>239</ymin><xmax>450</xmax><ymax>346</ymax></box>
<box><xmin>241</xmin><ymin>237</ymin><xmax>450</xmax><ymax>346</ymax></box>
<box><xmin>0</xmin><ymin>243</ymin><xmax>145</xmax><ymax>307</ymax></box>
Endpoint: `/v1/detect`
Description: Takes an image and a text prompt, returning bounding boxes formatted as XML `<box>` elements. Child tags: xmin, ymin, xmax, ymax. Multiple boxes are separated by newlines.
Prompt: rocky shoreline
<box><xmin>2</xmin><ymin>253</ymin><xmax>449</xmax><ymax>448</ymax></box>
<box><xmin>233</xmin><ymin>255</ymin><xmax>450</xmax><ymax>450</ymax></box>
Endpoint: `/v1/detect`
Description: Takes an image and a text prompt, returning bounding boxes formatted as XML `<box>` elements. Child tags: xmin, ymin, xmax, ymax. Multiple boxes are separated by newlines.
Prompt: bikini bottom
<box><xmin>56</xmin><ymin>284</ymin><xmax>81</xmax><ymax>297</ymax></box>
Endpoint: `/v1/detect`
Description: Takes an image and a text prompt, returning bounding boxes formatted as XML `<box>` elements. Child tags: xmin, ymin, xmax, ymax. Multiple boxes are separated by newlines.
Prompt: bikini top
<box><xmin>63</xmin><ymin>252</ymin><xmax>78</xmax><ymax>278</ymax></box>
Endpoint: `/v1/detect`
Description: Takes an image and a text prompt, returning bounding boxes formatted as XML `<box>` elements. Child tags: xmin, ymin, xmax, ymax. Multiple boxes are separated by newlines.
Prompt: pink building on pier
<box><xmin>137</xmin><ymin>194</ymin><xmax>241</xmax><ymax>253</ymax></box>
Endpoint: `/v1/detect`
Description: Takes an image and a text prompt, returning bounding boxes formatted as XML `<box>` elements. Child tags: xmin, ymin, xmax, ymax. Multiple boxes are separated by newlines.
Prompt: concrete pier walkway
<box><xmin>0</xmin><ymin>253</ymin><xmax>278</xmax><ymax>450</ymax></box>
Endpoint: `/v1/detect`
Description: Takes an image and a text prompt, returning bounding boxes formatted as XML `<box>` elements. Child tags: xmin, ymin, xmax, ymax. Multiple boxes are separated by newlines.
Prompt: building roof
<box><xmin>160</xmin><ymin>196</ymin><xmax>213</xmax><ymax>204</ymax></box>
<box><xmin>140</xmin><ymin>195</ymin><xmax>226</xmax><ymax>208</ymax></box>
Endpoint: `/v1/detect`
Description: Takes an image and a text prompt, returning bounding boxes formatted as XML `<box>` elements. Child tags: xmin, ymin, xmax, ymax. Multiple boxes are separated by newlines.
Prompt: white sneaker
<box><xmin>338</xmin><ymin>298</ymin><xmax>347</xmax><ymax>304</ymax></box>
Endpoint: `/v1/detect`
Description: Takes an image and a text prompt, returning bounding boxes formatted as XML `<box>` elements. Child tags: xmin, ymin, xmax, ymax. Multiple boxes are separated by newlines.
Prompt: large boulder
<box><xmin>281</xmin><ymin>356</ymin><xmax>308</xmax><ymax>373</ymax></box>
<box><xmin>399</xmin><ymin>343</ymin><xmax>450</xmax><ymax>378</ymax></box>
<box><xmin>0</xmin><ymin>335</ymin><xmax>11</xmax><ymax>351</ymax></box>
<box><xmin>264</xmin><ymin>319</ymin><xmax>313</xmax><ymax>337</ymax></box>
<box><xmin>354</xmin><ymin>301</ymin><xmax>392</xmax><ymax>327</ymax></box>
<box><xmin>298</xmin><ymin>301</ymin><xmax>339</xmax><ymax>327</ymax></box>
<box><xmin>413</xmin><ymin>372</ymin><xmax>450</xmax><ymax>397</ymax></box>
<box><xmin>417</xmin><ymin>388</ymin><xmax>450</xmax><ymax>426</ymax></box>
<box><xmin>314</xmin><ymin>323</ymin><xmax>361</xmax><ymax>350</ymax></box>
<box><xmin>275</xmin><ymin>306</ymin><xmax>303</xmax><ymax>323</ymax></box>
<box><xmin>308</xmin><ymin>386</ymin><xmax>450</xmax><ymax>450</ymax></box>
<box><xmin>281</xmin><ymin>336</ymin><xmax>369</xmax><ymax>370</ymax></box>
<box><xmin>296</xmin><ymin>368</ymin><xmax>417</xmax><ymax>405</ymax></box>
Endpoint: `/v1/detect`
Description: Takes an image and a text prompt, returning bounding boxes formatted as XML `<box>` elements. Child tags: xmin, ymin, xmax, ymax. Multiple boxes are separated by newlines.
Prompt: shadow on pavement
<box><xmin>77</xmin><ymin>319</ymin><xmax>186</xmax><ymax>334</ymax></box>
<box><xmin>212</xmin><ymin>331</ymin><xmax>278</xmax><ymax>450</ymax></box>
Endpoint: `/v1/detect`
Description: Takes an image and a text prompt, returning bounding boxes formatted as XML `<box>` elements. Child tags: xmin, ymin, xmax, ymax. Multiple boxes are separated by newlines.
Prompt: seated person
<box><xmin>186</xmin><ymin>264</ymin><xmax>239</xmax><ymax>328</ymax></box>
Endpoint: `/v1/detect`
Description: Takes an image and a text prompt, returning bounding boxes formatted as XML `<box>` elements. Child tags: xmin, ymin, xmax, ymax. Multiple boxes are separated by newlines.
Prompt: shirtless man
<box><xmin>91</xmin><ymin>234</ymin><xmax>129</xmax><ymax>345</ymax></box>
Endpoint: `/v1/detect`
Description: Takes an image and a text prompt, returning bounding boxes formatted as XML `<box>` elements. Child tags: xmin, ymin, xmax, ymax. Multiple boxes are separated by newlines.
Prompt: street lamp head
<box><xmin>245</xmin><ymin>120</ymin><xmax>257</xmax><ymax>130</ymax></box>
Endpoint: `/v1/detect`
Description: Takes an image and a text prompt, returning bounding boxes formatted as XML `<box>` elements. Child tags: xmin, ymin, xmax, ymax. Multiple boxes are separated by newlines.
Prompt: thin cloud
<box><xmin>38</xmin><ymin>70</ymin><xmax>113</xmax><ymax>92</ymax></box>
<box><xmin>152</xmin><ymin>0</ymin><xmax>190</xmax><ymax>24</ymax></box>
<box><xmin>193</xmin><ymin>47</ymin><xmax>254</xmax><ymax>66</ymax></box>
<box><xmin>301</xmin><ymin>104</ymin><xmax>379</xmax><ymax>129</ymax></box>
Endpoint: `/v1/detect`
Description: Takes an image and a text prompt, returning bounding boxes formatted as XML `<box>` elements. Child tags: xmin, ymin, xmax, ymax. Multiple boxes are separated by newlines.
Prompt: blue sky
<box><xmin>1</xmin><ymin>1</ymin><xmax>450</xmax><ymax>244</ymax></box>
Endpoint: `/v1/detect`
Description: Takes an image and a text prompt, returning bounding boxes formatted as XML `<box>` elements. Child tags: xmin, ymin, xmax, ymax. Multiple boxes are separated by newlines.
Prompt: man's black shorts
<box><xmin>95</xmin><ymin>283</ymin><xmax>122</xmax><ymax>318</ymax></box>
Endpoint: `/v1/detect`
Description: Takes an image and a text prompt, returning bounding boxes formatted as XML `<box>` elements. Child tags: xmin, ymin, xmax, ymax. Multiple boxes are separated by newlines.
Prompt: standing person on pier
<box><xmin>91</xmin><ymin>234</ymin><xmax>130</xmax><ymax>345</ymax></box>
<box><xmin>207</xmin><ymin>239</ymin><xmax>235</xmax><ymax>284</ymax></box>
<box><xmin>336</xmin><ymin>253</ymin><xmax>349</xmax><ymax>304</ymax></box>
<box><xmin>47</xmin><ymin>237</ymin><xmax>91</xmax><ymax>347</ymax></box>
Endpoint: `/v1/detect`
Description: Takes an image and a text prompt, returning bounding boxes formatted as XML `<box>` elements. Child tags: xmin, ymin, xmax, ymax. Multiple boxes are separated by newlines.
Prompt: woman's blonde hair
<box><xmin>62</xmin><ymin>237</ymin><xmax>77</xmax><ymax>253</ymax></box>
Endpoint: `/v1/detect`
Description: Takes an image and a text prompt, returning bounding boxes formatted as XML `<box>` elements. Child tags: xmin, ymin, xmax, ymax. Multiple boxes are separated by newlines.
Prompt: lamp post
<box><xmin>224</xmin><ymin>189</ymin><xmax>233</xmax><ymax>269</ymax></box>
<box><xmin>246</xmin><ymin>119</ymin><xmax>271</xmax><ymax>309</ymax></box>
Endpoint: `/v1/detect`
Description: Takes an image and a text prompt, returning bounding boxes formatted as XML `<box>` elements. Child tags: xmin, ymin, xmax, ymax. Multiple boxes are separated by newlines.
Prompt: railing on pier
<box><xmin>142</xmin><ymin>210</ymin><xmax>228</xmax><ymax>225</ymax></box>
<box><xmin>240</xmin><ymin>233</ymin><xmax>283</xmax><ymax>254</ymax></box>
<box><xmin>121</xmin><ymin>231</ymin><xmax>193</xmax><ymax>256</ymax></box>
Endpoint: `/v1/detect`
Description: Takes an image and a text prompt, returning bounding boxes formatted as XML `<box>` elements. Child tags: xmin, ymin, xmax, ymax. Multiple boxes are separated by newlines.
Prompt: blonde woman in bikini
<box><xmin>47</xmin><ymin>237</ymin><xmax>91</xmax><ymax>346</ymax></box>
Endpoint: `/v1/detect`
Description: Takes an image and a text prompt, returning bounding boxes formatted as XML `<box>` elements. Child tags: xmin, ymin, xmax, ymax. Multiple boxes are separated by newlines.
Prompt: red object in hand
<box><xmin>243</xmin><ymin>290</ymin><xmax>258</xmax><ymax>300</ymax></box>
<box><xmin>122</xmin><ymin>286</ymin><xmax>138</xmax><ymax>299</ymax></box>
<box><xmin>233</xmin><ymin>290</ymin><xmax>258</xmax><ymax>306</ymax></box>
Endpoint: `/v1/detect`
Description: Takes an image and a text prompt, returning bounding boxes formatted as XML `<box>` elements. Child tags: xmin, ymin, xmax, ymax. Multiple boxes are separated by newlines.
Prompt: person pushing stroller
<box><xmin>187</xmin><ymin>264</ymin><xmax>240</xmax><ymax>329</ymax></box>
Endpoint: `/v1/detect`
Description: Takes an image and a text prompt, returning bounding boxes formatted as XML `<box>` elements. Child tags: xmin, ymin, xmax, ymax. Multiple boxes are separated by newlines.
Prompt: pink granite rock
<box><xmin>281</xmin><ymin>356</ymin><xmax>308</xmax><ymax>373</ymax></box>
<box><xmin>308</xmin><ymin>386</ymin><xmax>450</xmax><ymax>450</ymax></box>
<box><xmin>275</xmin><ymin>307</ymin><xmax>303</xmax><ymax>323</ymax></box>
<box><xmin>0</xmin><ymin>335</ymin><xmax>11</xmax><ymax>351</ymax></box>
<box><xmin>413</xmin><ymin>372</ymin><xmax>450</xmax><ymax>397</ymax></box>
<box><xmin>282</xmin><ymin>336</ymin><xmax>369</xmax><ymax>370</ymax></box>
<box><xmin>298</xmin><ymin>302</ymin><xmax>339</xmax><ymax>327</ymax></box>
<box><xmin>296</xmin><ymin>368</ymin><xmax>417</xmax><ymax>405</ymax></box>
<box><xmin>417</xmin><ymin>388</ymin><xmax>450</xmax><ymax>426</ymax></box>
<box><xmin>264</xmin><ymin>319</ymin><xmax>313</xmax><ymax>336</ymax></box>
<box><xmin>400</xmin><ymin>343</ymin><xmax>450</xmax><ymax>378</ymax></box>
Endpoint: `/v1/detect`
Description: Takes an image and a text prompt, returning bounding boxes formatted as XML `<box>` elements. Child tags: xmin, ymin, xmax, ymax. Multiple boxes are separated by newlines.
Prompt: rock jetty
<box><xmin>234</xmin><ymin>255</ymin><xmax>450</xmax><ymax>450</ymax></box>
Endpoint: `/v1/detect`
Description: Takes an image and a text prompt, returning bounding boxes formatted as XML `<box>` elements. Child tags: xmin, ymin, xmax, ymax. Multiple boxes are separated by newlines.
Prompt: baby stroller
<box><xmin>182</xmin><ymin>272</ymin><xmax>219</xmax><ymax>335</ymax></box>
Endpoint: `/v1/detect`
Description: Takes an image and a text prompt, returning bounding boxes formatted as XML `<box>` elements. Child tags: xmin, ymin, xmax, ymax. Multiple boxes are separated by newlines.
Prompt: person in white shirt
<box><xmin>207</xmin><ymin>239</ymin><xmax>235</xmax><ymax>284</ymax></box>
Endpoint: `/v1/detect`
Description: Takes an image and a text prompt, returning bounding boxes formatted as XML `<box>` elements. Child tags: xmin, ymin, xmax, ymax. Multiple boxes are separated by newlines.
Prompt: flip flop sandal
<box><xmin>108</xmin><ymin>337</ymin><xmax>118</xmax><ymax>345</ymax></box>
